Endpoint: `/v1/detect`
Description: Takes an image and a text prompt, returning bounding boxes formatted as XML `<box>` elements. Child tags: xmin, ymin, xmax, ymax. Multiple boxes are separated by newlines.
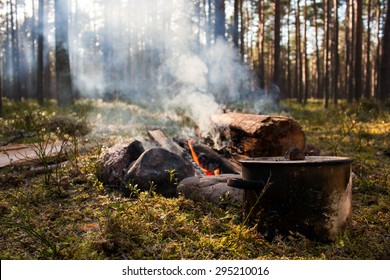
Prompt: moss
<box><xmin>0</xmin><ymin>99</ymin><xmax>389</xmax><ymax>259</ymax></box>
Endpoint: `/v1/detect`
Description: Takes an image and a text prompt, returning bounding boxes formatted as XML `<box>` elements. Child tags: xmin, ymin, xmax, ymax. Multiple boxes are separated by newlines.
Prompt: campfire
<box><xmin>187</xmin><ymin>140</ymin><xmax>220</xmax><ymax>176</ymax></box>
<box><xmin>97</xmin><ymin>112</ymin><xmax>353</xmax><ymax>242</ymax></box>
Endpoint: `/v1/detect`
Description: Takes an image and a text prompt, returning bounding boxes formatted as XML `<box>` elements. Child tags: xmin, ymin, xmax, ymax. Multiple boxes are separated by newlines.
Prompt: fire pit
<box><xmin>228</xmin><ymin>156</ymin><xmax>353</xmax><ymax>241</ymax></box>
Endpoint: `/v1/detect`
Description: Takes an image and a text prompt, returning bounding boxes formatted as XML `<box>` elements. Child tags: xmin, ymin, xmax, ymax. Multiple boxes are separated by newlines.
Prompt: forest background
<box><xmin>0</xmin><ymin>0</ymin><xmax>389</xmax><ymax>114</ymax></box>
<box><xmin>0</xmin><ymin>0</ymin><xmax>389</xmax><ymax>260</ymax></box>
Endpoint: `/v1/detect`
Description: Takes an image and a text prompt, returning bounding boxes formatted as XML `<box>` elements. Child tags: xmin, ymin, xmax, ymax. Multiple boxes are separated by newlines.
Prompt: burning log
<box><xmin>189</xmin><ymin>142</ymin><xmax>241</xmax><ymax>174</ymax></box>
<box><xmin>187</xmin><ymin>140</ymin><xmax>216</xmax><ymax>175</ymax></box>
<box><xmin>211</xmin><ymin>113</ymin><xmax>306</xmax><ymax>157</ymax></box>
<box><xmin>149</xmin><ymin>129</ymin><xmax>240</xmax><ymax>176</ymax></box>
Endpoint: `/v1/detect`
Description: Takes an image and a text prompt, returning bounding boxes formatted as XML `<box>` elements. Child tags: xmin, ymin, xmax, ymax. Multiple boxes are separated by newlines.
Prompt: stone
<box><xmin>177</xmin><ymin>174</ymin><xmax>244</xmax><ymax>205</ymax></box>
<box><xmin>97</xmin><ymin>140</ymin><xmax>145</xmax><ymax>187</ymax></box>
<box><xmin>123</xmin><ymin>148</ymin><xmax>195</xmax><ymax>197</ymax></box>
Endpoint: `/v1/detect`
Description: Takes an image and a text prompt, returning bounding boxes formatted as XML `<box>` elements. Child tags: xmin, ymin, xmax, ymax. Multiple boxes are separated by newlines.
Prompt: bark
<box><xmin>379</xmin><ymin>0</ymin><xmax>390</xmax><ymax>102</ymax></box>
<box><xmin>10</xmin><ymin>1</ymin><xmax>21</xmax><ymax>101</ymax></box>
<box><xmin>30</xmin><ymin>0</ymin><xmax>37</xmax><ymax>100</ymax></box>
<box><xmin>347</xmin><ymin>0</ymin><xmax>356</xmax><ymax>103</ymax></box>
<box><xmin>323</xmin><ymin>0</ymin><xmax>331</xmax><ymax>108</ymax></box>
<box><xmin>365</xmin><ymin>0</ymin><xmax>372</xmax><ymax>99</ymax></box>
<box><xmin>296</xmin><ymin>0</ymin><xmax>302</xmax><ymax>103</ymax></box>
<box><xmin>240</xmin><ymin>0</ymin><xmax>245</xmax><ymax>60</ymax></box>
<box><xmin>355</xmin><ymin>0</ymin><xmax>363</xmax><ymax>101</ymax></box>
<box><xmin>0</xmin><ymin>57</ymin><xmax>2</xmax><ymax>116</ymax></box>
<box><xmin>303</xmin><ymin>0</ymin><xmax>308</xmax><ymax>103</ymax></box>
<box><xmin>374</xmin><ymin>0</ymin><xmax>381</xmax><ymax>99</ymax></box>
<box><xmin>246</xmin><ymin>8</ymin><xmax>252</xmax><ymax>66</ymax></box>
<box><xmin>287</xmin><ymin>2</ymin><xmax>292</xmax><ymax>98</ymax></box>
<box><xmin>55</xmin><ymin>0</ymin><xmax>73</xmax><ymax>106</ymax></box>
<box><xmin>313</xmin><ymin>0</ymin><xmax>323</xmax><ymax>98</ymax></box>
<box><xmin>345</xmin><ymin>0</ymin><xmax>351</xmax><ymax>101</ymax></box>
<box><xmin>211</xmin><ymin>113</ymin><xmax>306</xmax><ymax>157</ymax></box>
<box><xmin>4</xmin><ymin>0</ymin><xmax>12</xmax><ymax>98</ymax></box>
<box><xmin>233</xmin><ymin>0</ymin><xmax>239</xmax><ymax>48</ymax></box>
<box><xmin>214</xmin><ymin>0</ymin><xmax>225</xmax><ymax>40</ymax></box>
<box><xmin>273</xmin><ymin>0</ymin><xmax>281</xmax><ymax>88</ymax></box>
<box><xmin>207</xmin><ymin>0</ymin><xmax>212</xmax><ymax>46</ymax></box>
<box><xmin>331</xmin><ymin>0</ymin><xmax>339</xmax><ymax>105</ymax></box>
<box><xmin>43</xmin><ymin>0</ymin><xmax>52</xmax><ymax>99</ymax></box>
<box><xmin>257</xmin><ymin>0</ymin><xmax>265</xmax><ymax>88</ymax></box>
<box><xmin>37</xmin><ymin>0</ymin><xmax>44</xmax><ymax>104</ymax></box>
<box><xmin>195</xmin><ymin>0</ymin><xmax>201</xmax><ymax>52</ymax></box>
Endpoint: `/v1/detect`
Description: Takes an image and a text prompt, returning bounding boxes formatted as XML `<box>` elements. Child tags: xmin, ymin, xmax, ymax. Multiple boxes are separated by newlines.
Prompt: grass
<box><xmin>0</xmin><ymin>98</ymin><xmax>389</xmax><ymax>259</ymax></box>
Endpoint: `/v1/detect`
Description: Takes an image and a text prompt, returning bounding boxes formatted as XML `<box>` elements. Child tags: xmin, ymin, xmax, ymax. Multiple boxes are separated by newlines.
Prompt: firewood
<box><xmin>0</xmin><ymin>141</ymin><xmax>67</xmax><ymax>168</ymax></box>
<box><xmin>148</xmin><ymin>130</ymin><xmax>185</xmax><ymax>156</ymax></box>
<box><xmin>211</xmin><ymin>113</ymin><xmax>305</xmax><ymax>157</ymax></box>
<box><xmin>192</xmin><ymin>143</ymin><xmax>241</xmax><ymax>174</ymax></box>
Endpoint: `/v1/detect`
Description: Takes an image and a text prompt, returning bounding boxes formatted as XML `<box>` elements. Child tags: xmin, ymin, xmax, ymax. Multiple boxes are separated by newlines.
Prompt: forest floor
<box><xmin>0</xmin><ymin>98</ymin><xmax>389</xmax><ymax>260</ymax></box>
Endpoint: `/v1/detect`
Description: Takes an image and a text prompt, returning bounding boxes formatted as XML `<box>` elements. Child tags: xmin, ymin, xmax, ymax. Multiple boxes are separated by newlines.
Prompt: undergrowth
<box><xmin>0</xmin><ymin>98</ymin><xmax>389</xmax><ymax>259</ymax></box>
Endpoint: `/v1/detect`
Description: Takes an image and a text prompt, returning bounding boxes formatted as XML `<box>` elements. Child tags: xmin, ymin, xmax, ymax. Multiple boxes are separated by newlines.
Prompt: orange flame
<box><xmin>187</xmin><ymin>140</ymin><xmax>219</xmax><ymax>176</ymax></box>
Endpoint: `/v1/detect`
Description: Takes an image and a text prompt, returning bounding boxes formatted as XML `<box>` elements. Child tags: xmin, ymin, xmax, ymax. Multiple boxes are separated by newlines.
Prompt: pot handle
<box><xmin>227</xmin><ymin>178</ymin><xmax>265</xmax><ymax>190</ymax></box>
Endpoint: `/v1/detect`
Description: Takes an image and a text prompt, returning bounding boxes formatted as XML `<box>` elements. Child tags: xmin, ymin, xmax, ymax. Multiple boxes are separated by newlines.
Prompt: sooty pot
<box><xmin>228</xmin><ymin>156</ymin><xmax>353</xmax><ymax>241</ymax></box>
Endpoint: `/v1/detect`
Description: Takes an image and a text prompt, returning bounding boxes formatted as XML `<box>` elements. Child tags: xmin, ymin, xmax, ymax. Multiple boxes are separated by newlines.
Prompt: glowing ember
<box><xmin>187</xmin><ymin>140</ymin><xmax>220</xmax><ymax>176</ymax></box>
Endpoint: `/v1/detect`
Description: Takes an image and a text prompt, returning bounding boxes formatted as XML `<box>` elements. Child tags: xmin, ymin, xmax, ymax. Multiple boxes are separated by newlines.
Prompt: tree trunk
<box><xmin>43</xmin><ymin>0</ymin><xmax>53</xmax><ymax>99</ymax></box>
<box><xmin>323</xmin><ymin>0</ymin><xmax>331</xmax><ymax>108</ymax></box>
<box><xmin>257</xmin><ymin>0</ymin><xmax>265</xmax><ymax>88</ymax></box>
<box><xmin>195</xmin><ymin>0</ymin><xmax>201</xmax><ymax>52</ymax></box>
<box><xmin>273</xmin><ymin>0</ymin><xmax>281</xmax><ymax>87</ymax></box>
<box><xmin>287</xmin><ymin>1</ymin><xmax>292</xmax><ymax>98</ymax></box>
<box><xmin>355</xmin><ymin>0</ymin><xmax>363</xmax><ymax>101</ymax></box>
<box><xmin>303</xmin><ymin>0</ymin><xmax>308</xmax><ymax>103</ymax></box>
<box><xmin>4</xmin><ymin>0</ymin><xmax>12</xmax><ymax>99</ymax></box>
<box><xmin>345</xmin><ymin>0</ymin><xmax>351</xmax><ymax>101</ymax></box>
<box><xmin>379</xmin><ymin>0</ymin><xmax>390</xmax><ymax>102</ymax></box>
<box><xmin>246</xmin><ymin>7</ymin><xmax>252</xmax><ymax>65</ymax></box>
<box><xmin>313</xmin><ymin>0</ymin><xmax>322</xmax><ymax>99</ymax></box>
<box><xmin>365</xmin><ymin>0</ymin><xmax>372</xmax><ymax>99</ymax></box>
<box><xmin>374</xmin><ymin>0</ymin><xmax>381</xmax><ymax>99</ymax></box>
<box><xmin>348</xmin><ymin>0</ymin><xmax>356</xmax><ymax>103</ymax></box>
<box><xmin>30</xmin><ymin>0</ymin><xmax>37</xmax><ymax>100</ymax></box>
<box><xmin>0</xmin><ymin>55</ymin><xmax>2</xmax><ymax>116</ymax></box>
<box><xmin>233</xmin><ymin>0</ymin><xmax>239</xmax><ymax>48</ymax></box>
<box><xmin>55</xmin><ymin>0</ymin><xmax>73</xmax><ymax>106</ymax></box>
<box><xmin>214</xmin><ymin>0</ymin><xmax>225</xmax><ymax>40</ymax></box>
<box><xmin>240</xmin><ymin>0</ymin><xmax>245</xmax><ymax>61</ymax></box>
<box><xmin>10</xmin><ymin>1</ymin><xmax>21</xmax><ymax>101</ymax></box>
<box><xmin>207</xmin><ymin>0</ymin><xmax>212</xmax><ymax>47</ymax></box>
<box><xmin>37</xmin><ymin>0</ymin><xmax>44</xmax><ymax>105</ymax></box>
<box><xmin>331</xmin><ymin>0</ymin><xmax>339</xmax><ymax>105</ymax></box>
<box><xmin>296</xmin><ymin>0</ymin><xmax>302</xmax><ymax>103</ymax></box>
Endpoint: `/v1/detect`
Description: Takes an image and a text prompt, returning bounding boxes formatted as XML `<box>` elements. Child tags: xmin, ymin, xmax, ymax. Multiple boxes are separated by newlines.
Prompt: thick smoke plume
<box><xmin>69</xmin><ymin>0</ymin><xmax>268</xmax><ymax>136</ymax></box>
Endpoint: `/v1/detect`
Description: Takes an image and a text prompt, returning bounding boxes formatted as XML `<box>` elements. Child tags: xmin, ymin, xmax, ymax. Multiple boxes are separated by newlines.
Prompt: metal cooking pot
<box><xmin>227</xmin><ymin>156</ymin><xmax>353</xmax><ymax>241</ymax></box>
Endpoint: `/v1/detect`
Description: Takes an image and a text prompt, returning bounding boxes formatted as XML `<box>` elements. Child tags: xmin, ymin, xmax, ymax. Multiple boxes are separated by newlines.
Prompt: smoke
<box><xmin>69</xmin><ymin>0</ymin><xmax>268</xmax><ymax>136</ymax></box>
